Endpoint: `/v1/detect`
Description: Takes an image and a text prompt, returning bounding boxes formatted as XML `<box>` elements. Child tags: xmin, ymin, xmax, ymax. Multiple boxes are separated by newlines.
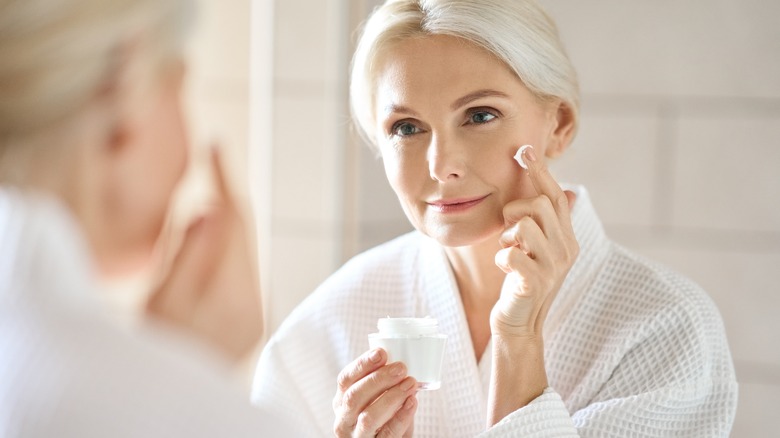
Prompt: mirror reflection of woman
<box><xmin>252</xmin><ymin>1</ymin><xmax>738</xmax><ymax>437</ymax></box>
<box><xmin>0</xmin><ymin>0</ymin><xmax>289</xmax><ymax>435</ymax></box>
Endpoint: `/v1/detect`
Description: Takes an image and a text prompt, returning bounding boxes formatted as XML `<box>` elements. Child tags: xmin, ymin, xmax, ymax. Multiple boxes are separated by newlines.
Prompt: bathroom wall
<box><xmin>539</xmin><ymin>2</ymin><xmax>780</xmax><ymax>436</ymax></box>
<box><xmin>259</xmin><ymin>0</ymin><xmax>779</xmax><ymax>434</ymax></box>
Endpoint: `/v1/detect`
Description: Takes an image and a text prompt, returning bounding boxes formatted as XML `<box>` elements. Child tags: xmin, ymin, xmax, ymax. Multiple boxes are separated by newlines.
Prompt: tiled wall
<box><xmin>262</xmin><ymin>0</ymin><xmax>353</xmax><ymax>332</ymax></box>
<box><xmin>264</xmin><ymin>0</ymin><xmax>780</xmax><ymax>434</ymax></box>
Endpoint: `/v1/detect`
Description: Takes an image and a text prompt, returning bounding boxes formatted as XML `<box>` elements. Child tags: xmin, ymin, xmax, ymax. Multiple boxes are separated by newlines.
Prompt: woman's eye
<box><xmin>392</xmin><ymin>121</ymin><xmax>421</xmax><ymax>137</ymax></box>
<box><xmin>468</xmin><ymin>110</ymin><xmax>497</xmax><ymax>125</ymax></box>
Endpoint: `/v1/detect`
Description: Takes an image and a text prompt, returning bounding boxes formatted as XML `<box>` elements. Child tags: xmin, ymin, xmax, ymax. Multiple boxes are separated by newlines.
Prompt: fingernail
<box><xmin>369</xmin><ymin>349</ymin><xmax>382</xmax><ymax>363</ymax></box>
<box><xmin>400</xmin><ymin>378</ymin><xmax>415</xmax><ymax>391</ymax></box>
<box><xmin>524</xmin><ymin>145</ymin><xmax>537</xmax><ymax>163</ymax></box>
<box><xmin>390</xmin><ymin>362</ymin><xmax>405</xmax><ymax>376</ymax></box>
<box><xmin>514</xmin><ymin>144</ymin><xmax>534</xmax><ymax>170</ymax></box>
<box><xmin>404</xmin><ymin>396</ymin><xmax>416</xmax><ymax>410</ymax></box>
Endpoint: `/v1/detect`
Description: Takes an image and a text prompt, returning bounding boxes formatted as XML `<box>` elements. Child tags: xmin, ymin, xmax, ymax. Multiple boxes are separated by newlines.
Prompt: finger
<box><xmin>500</xmin><ymin>198</ymin><xmax>565</xmax><ymax>246</ymax></box>
<box><xmin>519</xmin><ymin>146</ymin><xmax>573</xmax><ymax>229</ymax></box>
<box><xmin>209</xmin><ymin>144</ymin><xmax>234</xmax><ymax>207</ymax></box>
<box><xmin>495</xmin><ymin>245</ymin><xmax>536</xmax><ymax>276</ymax></box>
<box><xmin>376</xmin><ymin>394</ymin><xmax>418</xmax><ymax>438</ymax></box>
<box><xmin>146</xmin><ymin>215</ymin><xmax>216</xmax><ymax>317</ymax></box>
<box><xmin>356</xmin><ymin>377</ymin><xmax>418</xmax><ymax>437</ymax></box>
<box><xmin>336</xmin><ymin>349</ymin><xmax>387</xmax><ymax>395</ymax></box>
<box><xmin>336</xmin><ymin>361</ymin><xmax>409</xmax><ymax>435</ymax></box>
<box><xmin>497</xmin><ymin>216</ymin><xmax>550</xmax><ymax>264</ymax></box>
<box><xmin>333</xmin><ymin>349</ymin><xmax>390</xmax><ymax>435</ymax></box>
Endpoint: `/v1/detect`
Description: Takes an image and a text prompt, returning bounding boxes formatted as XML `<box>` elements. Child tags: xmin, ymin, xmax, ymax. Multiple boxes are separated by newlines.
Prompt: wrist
<box><xmin>488</xmin><ymin>335</ymin><xmax>549</xmax><ymax>426</ymax></box>
<box><xmin>491</xmin><ymin>333</ymin><xmax>545</xmax><ymax>366</ymax></box>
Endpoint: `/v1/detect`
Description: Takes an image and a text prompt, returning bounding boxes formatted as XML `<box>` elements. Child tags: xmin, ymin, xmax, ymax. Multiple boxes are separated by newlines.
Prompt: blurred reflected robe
<box><xmin>252</xmin><ymin>186</ymin><xmax>738</xmax><ymax>438</ymax></box>
<box><xmin>0</xmin><ymin>188</ymin><xmax>288</xmax><ymax>437</ymax></box>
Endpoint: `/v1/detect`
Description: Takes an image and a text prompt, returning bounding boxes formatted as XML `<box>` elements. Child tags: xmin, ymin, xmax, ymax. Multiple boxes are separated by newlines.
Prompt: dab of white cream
<box><xmin>514</xmin><ymin>144</ymin><xmax>534</xmax><ymax>170</ymax></box>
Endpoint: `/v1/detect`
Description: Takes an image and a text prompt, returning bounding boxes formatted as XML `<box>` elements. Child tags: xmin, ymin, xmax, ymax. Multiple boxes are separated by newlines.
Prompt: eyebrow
<box><xmin>450</xmin><ymin>89</ymin><xmax>510</xmax><ymax>111</ymax></box>
<box><xmin>381</xmin><ymin>89</ymin><xmax>510</xmax><ymax>118</ymax></box>
<box><xmin>381</xmin><ymin>103</ymin><xmax>420</xmax><ymax>118</ymax></box>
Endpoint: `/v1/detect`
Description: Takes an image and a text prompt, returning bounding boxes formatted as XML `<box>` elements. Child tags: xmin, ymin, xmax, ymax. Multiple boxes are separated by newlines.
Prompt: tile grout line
<box><xmin>654</xmin><ymin>102</ymin><xmax>678</xmax><ymax>230</ymax></box>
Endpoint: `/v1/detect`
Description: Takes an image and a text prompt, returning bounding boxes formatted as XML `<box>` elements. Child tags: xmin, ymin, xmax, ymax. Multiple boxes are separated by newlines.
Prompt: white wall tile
<box><xmin>273</xmin><ymin>0</ymin><xmax>344</xmax><ymax>84</ymax></box>
<box><xmin>188</xmin><ymin>0</ymin><xmax>251</xmax><ymax>84</ymax></box>
<box><xmin>267</xmin><ymin>234</ymin><xmax>340</xmax><ymax>331</ymax></box>
<box><xmin>541</xmin><ymin>0</ymin><xmax>780</xmax><ymax>98</ymax></box>
<box><xmin>731</xmin><ymin>382</ymin><xmax>780</xmax><ymax>436</ymax></box>
<box><xmin>673</xmin><ymin>115</ymin><xmax>780</xmax><ymax>232</ymax></box>
<box><xmin>551</xmin><ymin>112</ymin><xmax>658</xmax><ymax>227</ymax></box>
<box><xmin>271</xmin><ymin>95</ymin><xmax>342</xmax><ymax>223</ymax></box>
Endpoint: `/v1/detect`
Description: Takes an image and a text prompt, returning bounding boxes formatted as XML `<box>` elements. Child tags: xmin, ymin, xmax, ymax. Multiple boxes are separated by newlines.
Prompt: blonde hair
<box><xmin>350</xmin><ymin>0</ymin><xmax>580</xmax><ymax>149</ymax></box>
<box><xmin>0</xmin><ymin>0</ymin><xmax>192</xmax><ymax>182</ymax></box>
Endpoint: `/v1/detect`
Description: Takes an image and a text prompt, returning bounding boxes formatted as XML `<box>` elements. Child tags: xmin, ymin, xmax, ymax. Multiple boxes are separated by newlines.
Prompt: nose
<box><xmin>427</xmin><ymin>133</ymin><xmax>465</xmax><ymax>182</ymax></box>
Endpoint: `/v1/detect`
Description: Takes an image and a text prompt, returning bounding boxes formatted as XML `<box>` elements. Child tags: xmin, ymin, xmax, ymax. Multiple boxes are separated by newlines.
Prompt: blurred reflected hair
<box><xmin>350</xmin><ymin>0</ymin><xmax>580</xmax><ymax>150</ymax></box>
<box><xmin>0</xmin><ymin>0</ymin><xmax>192</xmax><ymax>180</ymax></box>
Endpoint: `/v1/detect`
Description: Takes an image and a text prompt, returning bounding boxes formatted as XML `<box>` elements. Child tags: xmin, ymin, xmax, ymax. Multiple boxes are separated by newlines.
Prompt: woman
<box><xmin>0</xmin><ymin>0</ymin><xmax>288</xmax><ymax>435</ymax></box>
<box><xmin>252</xmin><ymin>0</ymin><xmax>738</xmax><ymax>436</ymax></box>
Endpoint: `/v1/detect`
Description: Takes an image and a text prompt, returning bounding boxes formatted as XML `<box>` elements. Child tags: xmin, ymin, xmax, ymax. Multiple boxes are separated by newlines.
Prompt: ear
<box><xmin>544</xmin><ymin>101</ymin><xmax>576</xmax><ymax>159</ymax></box>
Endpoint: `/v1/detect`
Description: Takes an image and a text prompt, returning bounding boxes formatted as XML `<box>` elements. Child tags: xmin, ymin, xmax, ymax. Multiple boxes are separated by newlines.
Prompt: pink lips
<box><xmin>427</xmin><ymin>195</ymin><xmax>488</xmax><ymax>213</ymax></box>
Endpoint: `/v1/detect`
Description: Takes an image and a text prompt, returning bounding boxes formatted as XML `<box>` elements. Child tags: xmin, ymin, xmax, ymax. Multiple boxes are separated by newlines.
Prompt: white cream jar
<box><xmin>368</xmin><ymin>317</ymin><xmax>447</xmax><ymax>390</ymax></box>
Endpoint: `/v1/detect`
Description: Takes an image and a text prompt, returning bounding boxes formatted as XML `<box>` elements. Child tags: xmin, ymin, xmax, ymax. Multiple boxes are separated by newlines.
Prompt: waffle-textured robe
<box><xmin>252</xmin><ymin>186</ymin><xmax>737</xmax><ymax>437</ymax></box>
<box><xmin>0</xmin><ymin>189</ymin><xmax>289</xmax><ymax>437</ymax></box>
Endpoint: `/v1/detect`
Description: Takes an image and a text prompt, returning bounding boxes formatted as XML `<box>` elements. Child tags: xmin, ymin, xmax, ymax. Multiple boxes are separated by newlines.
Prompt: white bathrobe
<box><xmin>0</xmin><ymin>188</ymin><xmax>289</xmax><ymax>437</ymax></box>
<box><xmin>252</xmin><ymin>186</ymin><xmax>737</xmax><ymax>437</ymax></box>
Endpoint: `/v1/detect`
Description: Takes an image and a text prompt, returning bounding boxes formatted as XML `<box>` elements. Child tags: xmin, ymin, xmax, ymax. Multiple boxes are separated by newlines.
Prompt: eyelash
<box><xmin>390</xmin><ymin>120</ymin><xmax>421</xmax><ymax>138</ymax></box>
<box><xmin>387</xmin><ymin>107</ymin><xmax>501</xmax><ymax>139</ymax></box>
<box><xmin>465</xmin><ymin>108</ymin><xmax>500</xmax><ymax>125</ymax></box>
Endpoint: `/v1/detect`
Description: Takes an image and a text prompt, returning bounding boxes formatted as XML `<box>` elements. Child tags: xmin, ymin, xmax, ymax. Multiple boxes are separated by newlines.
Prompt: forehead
<box><xmin>373</xmin><ymin>34</ymin><xmax>520</xmax><ymax>105</ymax></box>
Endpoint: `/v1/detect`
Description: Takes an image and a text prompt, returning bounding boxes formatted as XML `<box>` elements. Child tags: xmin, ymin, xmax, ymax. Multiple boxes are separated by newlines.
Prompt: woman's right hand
<box><xmin>333</xmin><ymin>349</ymin><xmax>419</xmax><ymax>437</ymax></box>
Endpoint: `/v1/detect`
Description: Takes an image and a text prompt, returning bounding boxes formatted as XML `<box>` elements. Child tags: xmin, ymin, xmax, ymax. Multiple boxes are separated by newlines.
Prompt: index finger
<box><xmin>337</xmin><ymin>348</ymin><xmax>387</xmax><ymax>393</ymax></box>
<box><xmin>516</xmin><ymin>145</ymin><xmax>573</xmax><ymax>226</ymax></box>
<box><xmin>209</xmin><ymin>144</ymin><xmax>235</xmax><ymax>207</ymax></box>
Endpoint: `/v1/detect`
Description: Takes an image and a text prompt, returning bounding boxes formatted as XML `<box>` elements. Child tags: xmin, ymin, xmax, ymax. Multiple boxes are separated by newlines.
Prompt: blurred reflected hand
<box><xmin>145</xmin><ymin>148</ymin><xmax>263</xmax><ymax>363</ymax></box>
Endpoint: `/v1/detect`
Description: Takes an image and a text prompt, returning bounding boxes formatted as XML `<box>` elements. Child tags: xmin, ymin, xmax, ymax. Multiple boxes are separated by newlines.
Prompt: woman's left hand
<box><xmin>487</xmin><ymin>147</ymin><xmax>579</xmax><ymax>424</ymax></box>
<box><xmin>491</xmin><ymin>146</ymin><xmax>579</xmax><ymax>341</ymax></box>
<box><xmin>145</xmin><ymin>148</ymin><xmax>263</xmax><ymax>364</ymax></box>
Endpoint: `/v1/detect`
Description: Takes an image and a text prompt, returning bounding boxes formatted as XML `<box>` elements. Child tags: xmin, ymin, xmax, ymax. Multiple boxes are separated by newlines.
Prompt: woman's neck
<box><xmin>443</xmin><ymin>236</ymin><xmax>506</xmax><ymax>361</ymax></box>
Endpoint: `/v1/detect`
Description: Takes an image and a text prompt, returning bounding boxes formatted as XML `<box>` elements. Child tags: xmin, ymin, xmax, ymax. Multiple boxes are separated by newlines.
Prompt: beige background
<box><xmin>188</xmin><ymin>0</ymin><xmax>779</xmax><ymax>435</ymax></box>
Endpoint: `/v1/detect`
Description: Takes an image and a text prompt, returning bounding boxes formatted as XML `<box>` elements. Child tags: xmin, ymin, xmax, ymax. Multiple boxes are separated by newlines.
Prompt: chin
<box><xmin>424</xmin><ymin>221</ymin><xmax>503</xmax><ymax>248</ymax></box>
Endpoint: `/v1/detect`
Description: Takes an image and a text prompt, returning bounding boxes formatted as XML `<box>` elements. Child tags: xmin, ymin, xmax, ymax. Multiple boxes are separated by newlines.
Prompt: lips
<box><xmin>427</xmin><ymin>194</ymin><xmax>489</xmax><ymax>213</ymax></box>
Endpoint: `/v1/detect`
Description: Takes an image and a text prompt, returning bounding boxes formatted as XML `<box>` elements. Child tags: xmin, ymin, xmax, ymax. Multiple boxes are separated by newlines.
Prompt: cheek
<box><xmin>381</xmin><ymin>148</ymin><xmax>427</xmax><ymax>201</ymax></box>
<box><xmin>127</xmin><ymin>91</ymin><xmax>189</xmax><ymax>244</ymax></box>
<box><xmin>475</xmin><ymin>145</ymin><xmax>534</xmax><ymax>202</ymax></box>
<box><xmin>156</xmin><ymin>90</ymin><xmax>188</xmax><ymax>185</ymax></box>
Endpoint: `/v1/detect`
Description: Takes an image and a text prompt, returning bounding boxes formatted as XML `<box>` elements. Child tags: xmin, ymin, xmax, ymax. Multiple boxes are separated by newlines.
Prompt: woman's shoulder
<box><xmin>600</xmin><ymin>242</ymin><xmax>726</xmax><ymax>338</ymax></box>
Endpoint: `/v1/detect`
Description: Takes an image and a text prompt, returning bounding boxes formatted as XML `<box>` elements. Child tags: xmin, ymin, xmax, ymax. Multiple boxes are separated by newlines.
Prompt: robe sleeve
<box><xmin>478</xmin><ymin>289</ymin><xmax>738</xmax><ymax>438</ymax></box>
<box><xmin>477</xmin><ymin>388</ymin><xmax>578</xmax><ymax>437</ymax></box>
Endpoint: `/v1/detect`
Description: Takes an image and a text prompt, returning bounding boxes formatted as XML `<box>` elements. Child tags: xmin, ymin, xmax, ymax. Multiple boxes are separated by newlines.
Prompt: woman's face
<box><xmin>96</xmin><ymin>57</ymin><xmax>189</xmax><ymax>275</ymax></box>
<box><xmin>373</xmin><ymin>35</ymin><xmax>564</xmax><ymax>247</ymax></box>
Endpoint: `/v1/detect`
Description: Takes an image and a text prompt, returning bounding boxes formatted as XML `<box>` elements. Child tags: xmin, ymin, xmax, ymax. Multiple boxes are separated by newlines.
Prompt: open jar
<box><xmin>368</xmin><ymin>317</ymin><xmax>448</xmax><ymax>390</ymax></box>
